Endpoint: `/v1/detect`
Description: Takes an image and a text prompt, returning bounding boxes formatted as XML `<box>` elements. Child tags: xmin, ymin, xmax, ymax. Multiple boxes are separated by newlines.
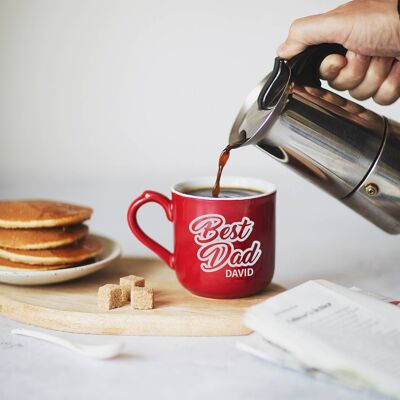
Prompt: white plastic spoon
<box><xmin>11</xmin><ymin>328</ymin><xmax>124</xmax><ymax>360</ymax></box>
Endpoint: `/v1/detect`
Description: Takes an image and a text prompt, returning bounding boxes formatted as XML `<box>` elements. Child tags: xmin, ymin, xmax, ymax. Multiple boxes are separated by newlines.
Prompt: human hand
<box><xmin>277</xmin><ymin>0</ymin><xmax>400</xmax><ymax>105</ymax></box>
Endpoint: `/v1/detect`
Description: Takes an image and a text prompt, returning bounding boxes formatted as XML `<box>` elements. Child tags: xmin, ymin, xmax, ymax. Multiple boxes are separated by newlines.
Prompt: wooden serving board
<box><xmin>0</xmin><ymin>257</ymin><xmax>283</xmax><ymax>336</ymax></box>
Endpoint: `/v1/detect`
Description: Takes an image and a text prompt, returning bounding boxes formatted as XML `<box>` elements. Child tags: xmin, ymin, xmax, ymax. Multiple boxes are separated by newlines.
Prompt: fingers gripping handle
<box><xmin>287</xmin><ymin>43</ymin><xmax>347</xmax><ymax>86</ymax></box>
<box><xmin>127</xmin><ymin>191</ymin><xmax>174</xmax><ymax>269</ymax></box>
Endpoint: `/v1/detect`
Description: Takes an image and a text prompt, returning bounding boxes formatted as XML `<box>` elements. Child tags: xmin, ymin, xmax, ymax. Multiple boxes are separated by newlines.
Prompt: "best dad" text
<box><xmin>189</xmin><ymin>214</ymin><xmax>262</xmax><ymax>274</ymax></box>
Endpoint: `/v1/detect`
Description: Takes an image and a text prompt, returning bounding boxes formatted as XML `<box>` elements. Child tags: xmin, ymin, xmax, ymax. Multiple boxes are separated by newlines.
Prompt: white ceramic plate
<box><xmin>0</xmin><ymin>234</ymin><xmax>121</xmax><ymax>286</ymax></box>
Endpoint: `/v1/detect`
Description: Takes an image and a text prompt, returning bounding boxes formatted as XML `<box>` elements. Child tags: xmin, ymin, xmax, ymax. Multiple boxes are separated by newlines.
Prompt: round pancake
<box><xmin>0</xmin><ymin>235</ymin><xmax>103</xmax><ymax>265</ymax></box>
<box><xmin>0</xmin><ymin>257</ymin><xmax>75</xmax><ymax>271</ymax></box>
<box><xmin>0</xmin><ymin>224</ymin><xmax>88</xmax><ymax>250</ymax></box>
<box><xmin>0</xmin><ymin>200</ymin><xmax>92</xmax><ymax>228</ymax></box>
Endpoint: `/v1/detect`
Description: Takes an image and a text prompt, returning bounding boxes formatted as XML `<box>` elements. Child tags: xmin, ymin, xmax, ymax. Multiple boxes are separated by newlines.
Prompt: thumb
<box><xmin>277</xmin><ymin>13</ymin><xmax>340</xmax><ymax>59</ymax></box>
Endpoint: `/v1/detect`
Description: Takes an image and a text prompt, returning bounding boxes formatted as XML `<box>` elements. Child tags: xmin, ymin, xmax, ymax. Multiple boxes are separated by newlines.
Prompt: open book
<box><xmin>238</xmin><ymin>280</ymin><xmax>400</xmax><ymax>399</ymax></box>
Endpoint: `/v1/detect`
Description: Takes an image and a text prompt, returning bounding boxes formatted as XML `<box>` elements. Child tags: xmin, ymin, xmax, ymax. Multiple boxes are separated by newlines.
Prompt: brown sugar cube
<box><xmin>131</xmin><ymin>287</ymin><xmax>154</xmax><ymax>310</ymax></box>
<box><xmin>120</xmin><ymin>275</ymin><xmax>145</xmax><ymax>302</ymax></box>
<box><xmin>98</xmin><ymin>284</ymin><xmax>123</xmax><ymax>310</ymax></box>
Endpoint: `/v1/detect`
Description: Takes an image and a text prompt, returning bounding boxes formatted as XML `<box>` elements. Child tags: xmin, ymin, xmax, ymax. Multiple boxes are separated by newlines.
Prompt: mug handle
<box><xmin>127</xmin><ymin>190</ymin><xmax>174</xmax><ymax>269</ymax></box>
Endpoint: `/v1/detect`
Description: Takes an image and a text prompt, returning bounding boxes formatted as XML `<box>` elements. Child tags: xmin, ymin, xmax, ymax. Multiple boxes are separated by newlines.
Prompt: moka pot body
<box><xmin>229</xmin><ymin>44</ymin><xmax>400</xmax><ymax>233</ymax></box>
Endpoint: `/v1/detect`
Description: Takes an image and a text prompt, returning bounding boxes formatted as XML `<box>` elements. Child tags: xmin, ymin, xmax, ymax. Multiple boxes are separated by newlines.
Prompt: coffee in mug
<box><xmin>185</xmin><ymin>187</ymin><xmax>264</xmax><ymax>198</ymax></box>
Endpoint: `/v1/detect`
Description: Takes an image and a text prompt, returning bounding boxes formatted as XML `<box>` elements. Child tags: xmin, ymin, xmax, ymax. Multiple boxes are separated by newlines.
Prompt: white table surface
<box><xmin>0</xmin><ymin>178</ymin><xmax>398</xmax><ymax>400</ymax></box>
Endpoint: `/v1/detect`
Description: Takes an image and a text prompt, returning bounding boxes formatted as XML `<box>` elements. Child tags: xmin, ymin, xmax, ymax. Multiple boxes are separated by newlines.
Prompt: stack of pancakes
<box><xmin>0</xmin><ymin>200</ymin><xmax>103</xmax><ymax>271</ymax></box>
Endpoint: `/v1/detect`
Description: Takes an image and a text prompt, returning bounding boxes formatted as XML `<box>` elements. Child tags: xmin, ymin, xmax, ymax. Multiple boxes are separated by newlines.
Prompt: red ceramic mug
<box><xmin>127</xmin><ymin>177</ymin><xmax>276</xmax><ymax>299</ymax></box>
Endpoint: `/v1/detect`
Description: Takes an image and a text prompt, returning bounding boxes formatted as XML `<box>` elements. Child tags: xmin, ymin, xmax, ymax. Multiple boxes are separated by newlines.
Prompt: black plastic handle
<box><xmin>259</xmin><ymin>43</ymin><xmax>347</xmax><ymax>110</ymax></box>
<box><xmin>287</xmin><ymin>43</ymin><xmax>347</xmax><ymax>87</ymax></box>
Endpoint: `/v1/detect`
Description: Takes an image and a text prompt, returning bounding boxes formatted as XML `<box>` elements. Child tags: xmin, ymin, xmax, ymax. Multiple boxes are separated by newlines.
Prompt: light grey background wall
<box><xmin>0</xmin><ymin>0</ymin><xmax>399</xmax><ymax>291</ymax></box>
<box><xmin>3</xmin><ymin>0</ymin><xmax>400</xmax><ymax>182</ymax></box>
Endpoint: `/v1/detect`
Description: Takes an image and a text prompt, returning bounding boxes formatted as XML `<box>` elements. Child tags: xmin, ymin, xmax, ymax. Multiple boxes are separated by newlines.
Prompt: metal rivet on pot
<box><xmin>364</xmin><ymin>183</ymin><xmax>379</xmax><ymax>196</ymax></box>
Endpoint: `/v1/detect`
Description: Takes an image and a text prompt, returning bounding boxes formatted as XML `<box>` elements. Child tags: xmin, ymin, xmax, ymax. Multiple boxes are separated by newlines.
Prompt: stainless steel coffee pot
<box><xmin>229</xmin><ymin>44</ymin><xmax>400</xmax><ymax>234</ymax></box>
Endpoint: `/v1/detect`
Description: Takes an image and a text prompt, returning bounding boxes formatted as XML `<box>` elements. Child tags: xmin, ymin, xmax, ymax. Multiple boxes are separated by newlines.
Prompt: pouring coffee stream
<box><xmin>212</xmin><ymin>140</ymin><xmax>244</xmax><ymax>198</ymax></box>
